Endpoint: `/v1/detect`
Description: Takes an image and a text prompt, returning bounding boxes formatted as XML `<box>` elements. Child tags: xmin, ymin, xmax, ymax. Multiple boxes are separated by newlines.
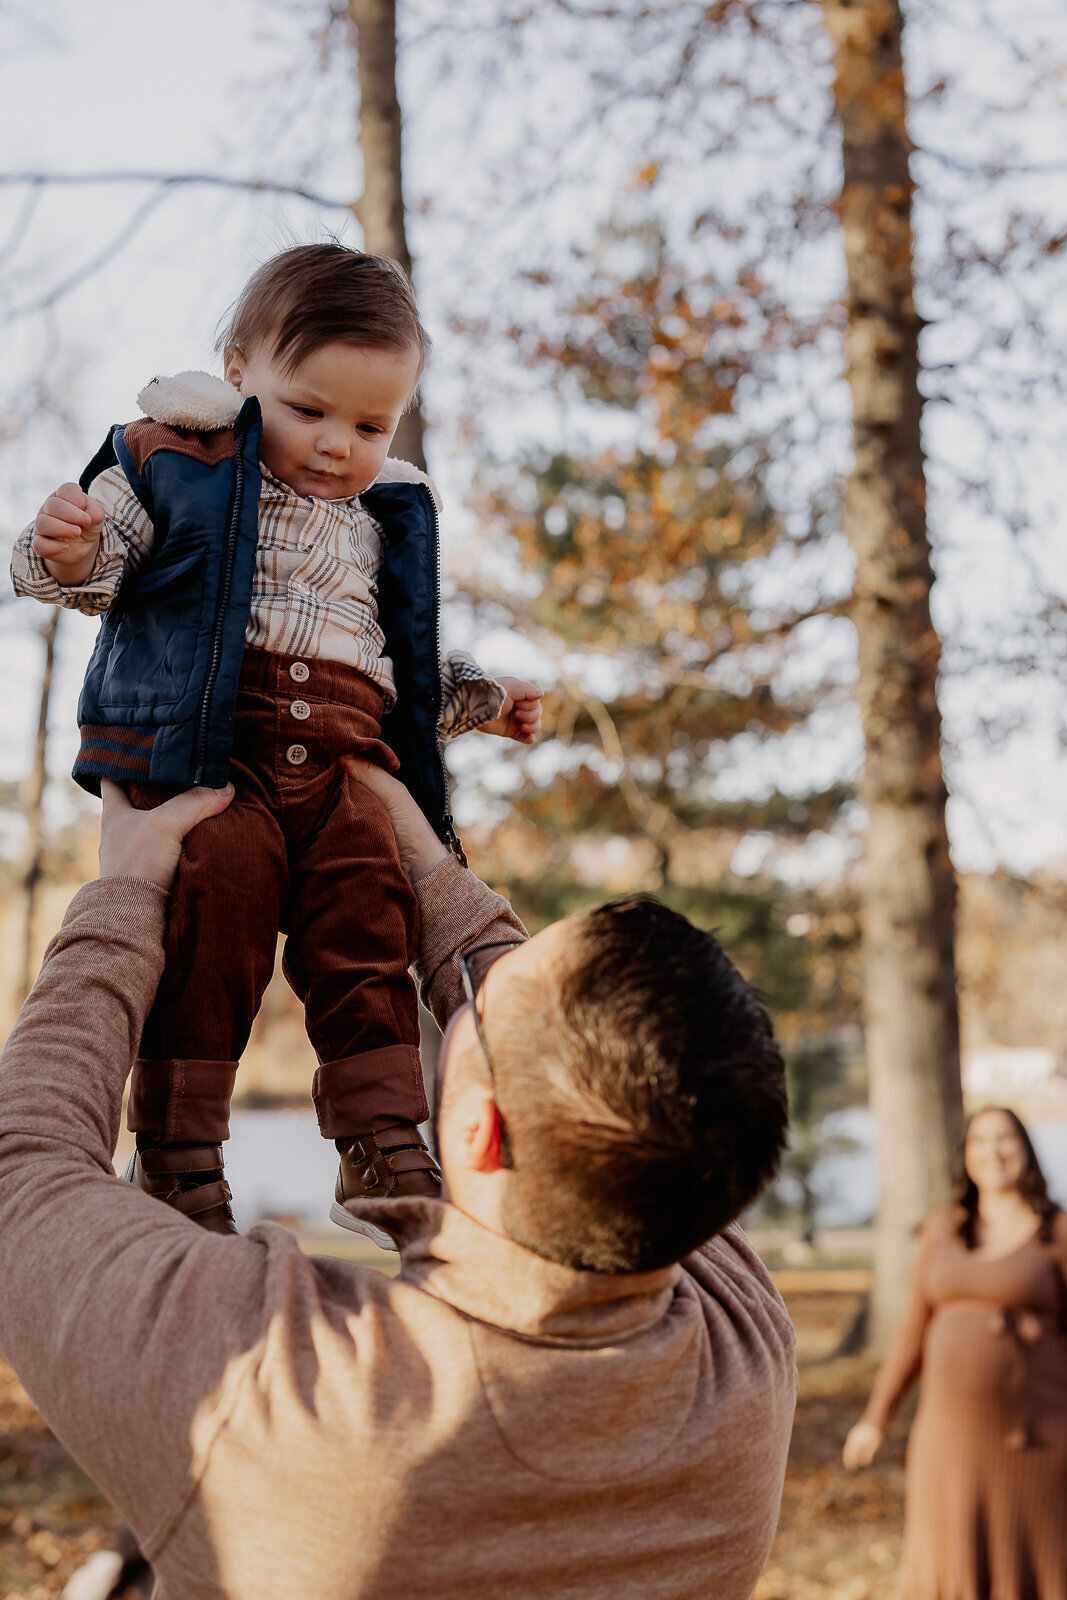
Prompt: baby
<box><xmin>11</xmin><ymin>243</ymin><xmax>541</xmax><ymax>1247</ymax></box>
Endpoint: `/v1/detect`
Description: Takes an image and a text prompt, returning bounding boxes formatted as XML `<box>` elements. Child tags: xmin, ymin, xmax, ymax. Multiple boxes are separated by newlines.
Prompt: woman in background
<box><xmin>843</xmin><ymin>1107</ymin><xmax>1067</xmax><ymax>1599</ymax></box>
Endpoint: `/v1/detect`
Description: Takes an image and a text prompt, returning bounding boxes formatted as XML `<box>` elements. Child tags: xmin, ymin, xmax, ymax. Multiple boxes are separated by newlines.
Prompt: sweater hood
<box><xmin>136</xmin><ymin>371</ymin><xmax>442</xmax><ymax>510</ymax></box>
<box><xmin>349</xmin><ymin>1194</ymin><xmax>680</xmax><ymax>1342</ymax></box>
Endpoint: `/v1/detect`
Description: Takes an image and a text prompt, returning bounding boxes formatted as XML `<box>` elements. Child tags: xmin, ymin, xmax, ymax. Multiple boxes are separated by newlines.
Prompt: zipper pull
<box><xmin>443</xmin><ymin>814</ymin><xmax>468</xmax><ymax>868</ymax></box>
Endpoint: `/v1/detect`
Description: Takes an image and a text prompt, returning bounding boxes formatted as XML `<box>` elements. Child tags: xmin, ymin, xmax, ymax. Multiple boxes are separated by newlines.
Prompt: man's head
<box><xmin>218</xmin><ymin>244</ymin><xmax>430</xmax><ymax>501</ymax></box>
<box><xmin>437</xmin><ymin>898</ymin><xmax>788</xmax><ymax>1274</ymax></box>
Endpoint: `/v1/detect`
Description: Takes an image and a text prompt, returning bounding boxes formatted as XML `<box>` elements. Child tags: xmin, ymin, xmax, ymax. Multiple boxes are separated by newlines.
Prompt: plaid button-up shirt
<box><xmin>12</xmin><ymin>464</ymin><xmax>503</xmax><ymax>740</ymax></box>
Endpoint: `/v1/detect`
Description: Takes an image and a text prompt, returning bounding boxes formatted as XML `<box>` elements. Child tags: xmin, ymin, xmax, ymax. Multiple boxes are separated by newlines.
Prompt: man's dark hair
<box><xmin>493</xmin><ymin>898</ymin><xmax>788</xmax><ymax>1274</ymax></box>
<box><xmin>218</xmin><ymin>242</ymin><xmax>431</xmax><ymax>379</ymax></box>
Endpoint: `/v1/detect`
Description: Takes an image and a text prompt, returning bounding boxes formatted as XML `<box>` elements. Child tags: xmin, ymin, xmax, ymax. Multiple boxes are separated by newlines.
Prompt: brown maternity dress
<box><xmin>862</xmin><ymin>1204</ymin><xmax>1067</xmax><ymax>1599</ymax></box>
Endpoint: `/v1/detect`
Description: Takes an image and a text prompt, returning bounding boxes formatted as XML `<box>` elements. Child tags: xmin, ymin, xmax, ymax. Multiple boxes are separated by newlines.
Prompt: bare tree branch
<box><xmin>0</xmin><ymin>170</ymin><xmax>354</xmax><ymax>323</ymax></box>
<box><xmin>0</xmin><ymin>170</ymin><xmax>351</xmax><ymax>207</ymax></box>
<box><xmin>0</xmin><ymin>181</ymin><xmax>42</xmax><ymax>273</ymax></box>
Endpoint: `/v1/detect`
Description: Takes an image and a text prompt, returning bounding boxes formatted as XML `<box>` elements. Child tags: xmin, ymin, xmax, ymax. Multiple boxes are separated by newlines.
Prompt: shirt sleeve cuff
<box><xmin>437</xmin><ymin>650</ymin><xmax>506</xmax><ymax>741</ymax></box>
<box><xmin>10</xmin><ymin>525</ymin><xmax>127</xmax><ymax>613</ymax></box>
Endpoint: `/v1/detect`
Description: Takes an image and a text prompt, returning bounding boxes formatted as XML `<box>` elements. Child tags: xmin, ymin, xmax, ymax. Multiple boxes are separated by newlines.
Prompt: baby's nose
<box><xmin>317</xmin><ymin>427</ymin><xmax>351</xmax><ymax>459</ymax></box>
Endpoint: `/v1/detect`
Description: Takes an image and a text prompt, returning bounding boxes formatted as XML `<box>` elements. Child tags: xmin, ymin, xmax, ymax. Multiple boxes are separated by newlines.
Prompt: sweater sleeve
<box><xmin>0</xmin><ymin>879</ymin><xmax>276</xmax><ymax>1554</ymax></box>
<box><xmin>413</xmin><ymin>855</ymin><xmax>528</xmax><ymax>1029</ymax></box>
<box><xmin>861</xmin><ymin>1210</ymin><xmax>946</xmax><ymax>1431</ymax></box>
<box><xmin>10</xmin><ymin>465</ymin><xmax>156</xmax><ymax>615</ymax></box>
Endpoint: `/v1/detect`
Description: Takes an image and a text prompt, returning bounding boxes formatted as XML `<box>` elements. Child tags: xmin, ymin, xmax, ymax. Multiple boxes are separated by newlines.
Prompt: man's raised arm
<box><xmin>0</xmin><ymin>783</ymin><xmax>274</xmax><ymax>1548</ymax></box>
<box><xmin>341</xmin><ymin>757</ymin><xmax>528</xmax><ymax>1028</ymax></box>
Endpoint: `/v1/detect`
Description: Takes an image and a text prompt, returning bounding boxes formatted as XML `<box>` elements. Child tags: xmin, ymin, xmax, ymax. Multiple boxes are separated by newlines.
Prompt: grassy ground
<box><xmin>0</xmin><ymin>1270</ymin><xmax>911</xmax><ymax>1599</ymax></box>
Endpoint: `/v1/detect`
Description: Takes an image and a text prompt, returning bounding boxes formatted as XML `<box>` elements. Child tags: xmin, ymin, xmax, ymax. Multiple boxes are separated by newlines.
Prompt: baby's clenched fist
<box><xmin>481</xmin><ymin>677</ymin><xmax>544</xmax><ymax>745</ymax></box>
<box><xmin>34</xmin><ymin>482</ymin><xmax>106</xmax><ymax>585</ymax></box>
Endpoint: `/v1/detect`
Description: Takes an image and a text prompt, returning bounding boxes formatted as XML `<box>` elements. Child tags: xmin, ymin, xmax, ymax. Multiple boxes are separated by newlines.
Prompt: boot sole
<box><xmin>329</xmin><ymin>1202</ymin><xmax>398</xmax><ymax>1253</ymax></box>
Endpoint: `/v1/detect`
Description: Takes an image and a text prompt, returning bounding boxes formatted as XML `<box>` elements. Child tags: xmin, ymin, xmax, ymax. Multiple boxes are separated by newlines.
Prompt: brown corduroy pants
<box><xmin>127</xmin><ymin>648</ymin><xmax>425</xmax><ymax>1146</ymax></box>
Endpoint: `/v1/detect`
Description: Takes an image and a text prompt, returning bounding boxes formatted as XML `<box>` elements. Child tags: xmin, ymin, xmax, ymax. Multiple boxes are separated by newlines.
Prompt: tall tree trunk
<box><xmin>18</xmin><ymin>607</ymin><xmax>59</xmax><ymax>1004</ymax></box>
<box><xmin>821</xmin><ymin>0</ymin><xmax>963</xmax><ymax>1352</ymax></box>
<box><xmin>348</xmin><ymin>0</ymin><xmax>426</xmax><ymax>470</ymax></box>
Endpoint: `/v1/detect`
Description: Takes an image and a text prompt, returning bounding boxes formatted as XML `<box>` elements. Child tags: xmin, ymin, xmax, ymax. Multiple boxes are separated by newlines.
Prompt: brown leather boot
<box><xmin>330</xmin><ymin>1124</ymin><xmax>442</xmax><ymax>1251</ymax></box>
<box><xmin>123</xmin><ymin>1143</ymin><xmax>239</xmax><ymax>1236</ymax></box>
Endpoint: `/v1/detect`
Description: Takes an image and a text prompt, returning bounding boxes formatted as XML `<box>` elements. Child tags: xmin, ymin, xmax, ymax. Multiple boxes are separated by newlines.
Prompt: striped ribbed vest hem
<box><xmin>74</xmin><ymin>724</ymin><xmax>157</xmax><ymax>784</ymax></box>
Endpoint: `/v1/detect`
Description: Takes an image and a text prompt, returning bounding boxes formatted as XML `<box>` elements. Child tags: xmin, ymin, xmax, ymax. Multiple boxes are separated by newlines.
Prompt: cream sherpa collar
<box><xmin>136</xmin><ymin>371</ymin><xmax>441</xmax><ymax>510</ymax></box>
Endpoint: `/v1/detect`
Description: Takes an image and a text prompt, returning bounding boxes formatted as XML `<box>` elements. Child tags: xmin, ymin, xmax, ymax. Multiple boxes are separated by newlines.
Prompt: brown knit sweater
<box><xmin>0</xmin><ymin>860</ymin><xmax>795</xmax><ymax>1600</ymax></box>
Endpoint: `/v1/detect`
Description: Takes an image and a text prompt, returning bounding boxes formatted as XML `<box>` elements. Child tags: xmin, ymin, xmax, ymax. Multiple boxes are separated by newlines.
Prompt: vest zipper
<box><xmin>193</xmin><ymin>429</ymin><xmax>246</xmax><ymax>784</ymax></box>
<box><xmin>425</xmin><ymin>488</ymin><xmax>466</xmax><ymax>864</ymax></box>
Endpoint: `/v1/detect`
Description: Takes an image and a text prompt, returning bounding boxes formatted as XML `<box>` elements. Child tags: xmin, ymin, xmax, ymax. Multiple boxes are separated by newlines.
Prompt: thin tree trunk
<box><xmin>18</xmin><ymin>607</ymin><xmax>59</xmax><ymax>1003</ymax></box>
<box><xmin>821</xmin><ymin>0</ymin><xmax>963</xmax><ymax>1352</ymax></box>
<box><xmin>348</xmin><ymin>0</ymin><xmax>426</xmax><ymax>471</ymax></box>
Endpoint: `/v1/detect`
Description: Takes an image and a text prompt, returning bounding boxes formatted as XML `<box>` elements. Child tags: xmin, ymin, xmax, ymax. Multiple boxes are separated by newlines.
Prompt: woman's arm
<box><xmin>842</xmin><ymin>1210</ymin><xmax>946</xmax><ymax>1468</ymax></box>
<box><xmin>1050</xmin><ymin>1209</ymin><xmax>1067</xmax><ymax>1333</ymax></box>
<box><xmin>342</xmin><ymin>757</ymin><xmax>528</xmax><ymax>1028</ymax></box>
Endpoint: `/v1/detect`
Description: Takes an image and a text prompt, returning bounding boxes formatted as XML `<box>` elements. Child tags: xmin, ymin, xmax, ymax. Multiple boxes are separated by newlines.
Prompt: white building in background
<box><xmin>964</xmin><ymin>1048</ymin><xmax>1065</xmax><ymax>1098</ymax></box>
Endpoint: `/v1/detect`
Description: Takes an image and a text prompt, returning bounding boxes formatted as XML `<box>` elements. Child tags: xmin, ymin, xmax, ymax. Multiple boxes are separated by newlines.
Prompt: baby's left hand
<box><xmin>481</xmin><ymin>677</ymin><xmax>544</xmax><ymax>745</ymax></box>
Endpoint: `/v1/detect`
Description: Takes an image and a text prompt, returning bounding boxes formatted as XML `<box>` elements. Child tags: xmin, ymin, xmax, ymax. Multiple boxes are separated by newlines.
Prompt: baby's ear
<box><xmin>222</xmin><ymin>346</ymin><xmax>245</xmax><ymax>389</ymax></box>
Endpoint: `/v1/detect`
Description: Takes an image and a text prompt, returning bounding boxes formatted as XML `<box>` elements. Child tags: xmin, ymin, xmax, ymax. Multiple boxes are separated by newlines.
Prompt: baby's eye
<box><xmin>291</xmin><ymin>405</ymin><xmax>322</xmax><ymax>419</ymax></box>
<box><xmin>358</xmin><ymin>424</ymin><xmax>383</xmax><ymax>436</ymax></box>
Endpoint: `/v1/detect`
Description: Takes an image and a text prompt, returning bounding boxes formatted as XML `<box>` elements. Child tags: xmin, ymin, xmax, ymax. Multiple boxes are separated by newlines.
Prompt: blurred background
<box><xmin>0</xmin><ymin>0</ymin><xmax>1065</xmax><ymax>1595</ymax></box>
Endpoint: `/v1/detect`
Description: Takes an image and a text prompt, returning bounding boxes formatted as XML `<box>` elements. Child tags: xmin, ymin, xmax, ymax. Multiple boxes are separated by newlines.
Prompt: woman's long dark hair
<box><xmin>954</xmin><ymin>1106</ymin><xmax>1059</xmax><ymax>1248</ymax></box>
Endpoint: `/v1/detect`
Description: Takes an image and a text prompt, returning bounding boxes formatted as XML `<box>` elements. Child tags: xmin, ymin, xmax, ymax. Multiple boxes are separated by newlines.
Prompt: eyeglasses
<box><xmin>458</xmin><ymin>940</ymin><xmax>523</xmax><ymax>1087</ymax></box>
<box><xmin>458</xmin><ymin>939</ymin><xmax>523</xmax><ymax>1169</ymax></box>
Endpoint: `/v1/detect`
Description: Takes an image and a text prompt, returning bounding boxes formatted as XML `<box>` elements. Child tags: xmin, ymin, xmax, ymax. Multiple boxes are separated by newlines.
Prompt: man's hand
<box><xmin>34</xmin><ymin>483</ymin><xmax>106</xmax><ymax>586</ymax></box>
<box><xmin>98</xmin><ymin>779</ymin><xmax>233</xmax><ymax>892</ymax></box>
<box><xmin>479</xmin><ymin>677</ymin><xmax>543</xmax><ymax>745</ymax></box>
<box><xmin>841</xmin><ymin>1419</ymin><xmax>885</xmax><ymax>1470</ymax></box>
<box><xmin>340</xmin><ymin>758</ymin><xmax>450</xmax><ymax>883</ymax></box>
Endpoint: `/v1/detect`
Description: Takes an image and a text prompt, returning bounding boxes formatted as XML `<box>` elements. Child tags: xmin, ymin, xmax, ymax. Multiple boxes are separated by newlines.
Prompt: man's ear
<box><xmin>223</xmin><ymin>346</ymin><xmax>245</xmax><ymax>389</ymax></box>
<box><xmin>462</xmin><ymin>1087</ymin><xmax>506</xmax><ymax>1175</ymax></box>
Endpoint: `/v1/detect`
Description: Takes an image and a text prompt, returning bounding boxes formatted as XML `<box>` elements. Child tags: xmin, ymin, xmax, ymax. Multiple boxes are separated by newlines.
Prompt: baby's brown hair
<box><xmin>218</xmin><ymin>243</ymin><xmax>430</xmax><ymax>379</ymax></box>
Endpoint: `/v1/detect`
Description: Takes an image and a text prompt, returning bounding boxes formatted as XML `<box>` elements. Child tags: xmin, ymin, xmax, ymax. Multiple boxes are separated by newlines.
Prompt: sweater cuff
<box><xmin>413</xmin><ymin>857</ymin><xmax>528</xmax><ymax>1029</ymax></box>
<box><xmin>61</xmin><ymin>875</ymin><xmax>171</xmax><ymax>939</ymax></box>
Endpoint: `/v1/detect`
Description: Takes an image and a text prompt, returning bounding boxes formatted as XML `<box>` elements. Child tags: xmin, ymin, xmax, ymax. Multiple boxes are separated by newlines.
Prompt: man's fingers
<box><xmin>98</xmin><ymin>783</ymin><xmax>231</xmax><ymax>889</ymax></box>
<box><xmin>100</xmin><ymin>778</ymin><xmax>135</xmax><ymax>815</ymax></box>
<box><xmin>158</xmin><ymin>784</ymin><xmax>234</xmax><ymax>840</ymax></box>
<box><xmin>340</xmin><ymin>755</ymin><xmax>393</xmax><ymax>799</ymax></box>
<box><xmin>341</xmin><ymin>756</ymin><xmax>448</xmax><ymax>882</ymax></box>
<box><xmin>100</xmin><ymin>778</ymin><xmax>232</xmax><ymax>838</ymax></box>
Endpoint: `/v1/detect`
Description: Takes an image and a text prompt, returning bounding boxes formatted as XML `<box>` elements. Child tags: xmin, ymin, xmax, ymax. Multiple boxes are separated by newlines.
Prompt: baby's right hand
<box><xmin>33</xmin><ymin>482</ymin><xmax>105</xmax><ymax>583</ymax></box>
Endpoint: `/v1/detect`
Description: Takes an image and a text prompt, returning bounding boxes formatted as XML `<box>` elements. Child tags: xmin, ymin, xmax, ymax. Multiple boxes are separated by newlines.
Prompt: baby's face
<box><xmin>224</xmin><ymin>339</ymin><xmax>420</xmax><ymax>501</ymax></box>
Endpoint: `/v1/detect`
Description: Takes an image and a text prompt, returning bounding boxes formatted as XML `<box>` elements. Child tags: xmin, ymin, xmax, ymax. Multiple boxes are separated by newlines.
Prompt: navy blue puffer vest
<box><xmin>74</xmin><ymin>398</ymin><xmax>458</xmax><ymax>848</ymax></box>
